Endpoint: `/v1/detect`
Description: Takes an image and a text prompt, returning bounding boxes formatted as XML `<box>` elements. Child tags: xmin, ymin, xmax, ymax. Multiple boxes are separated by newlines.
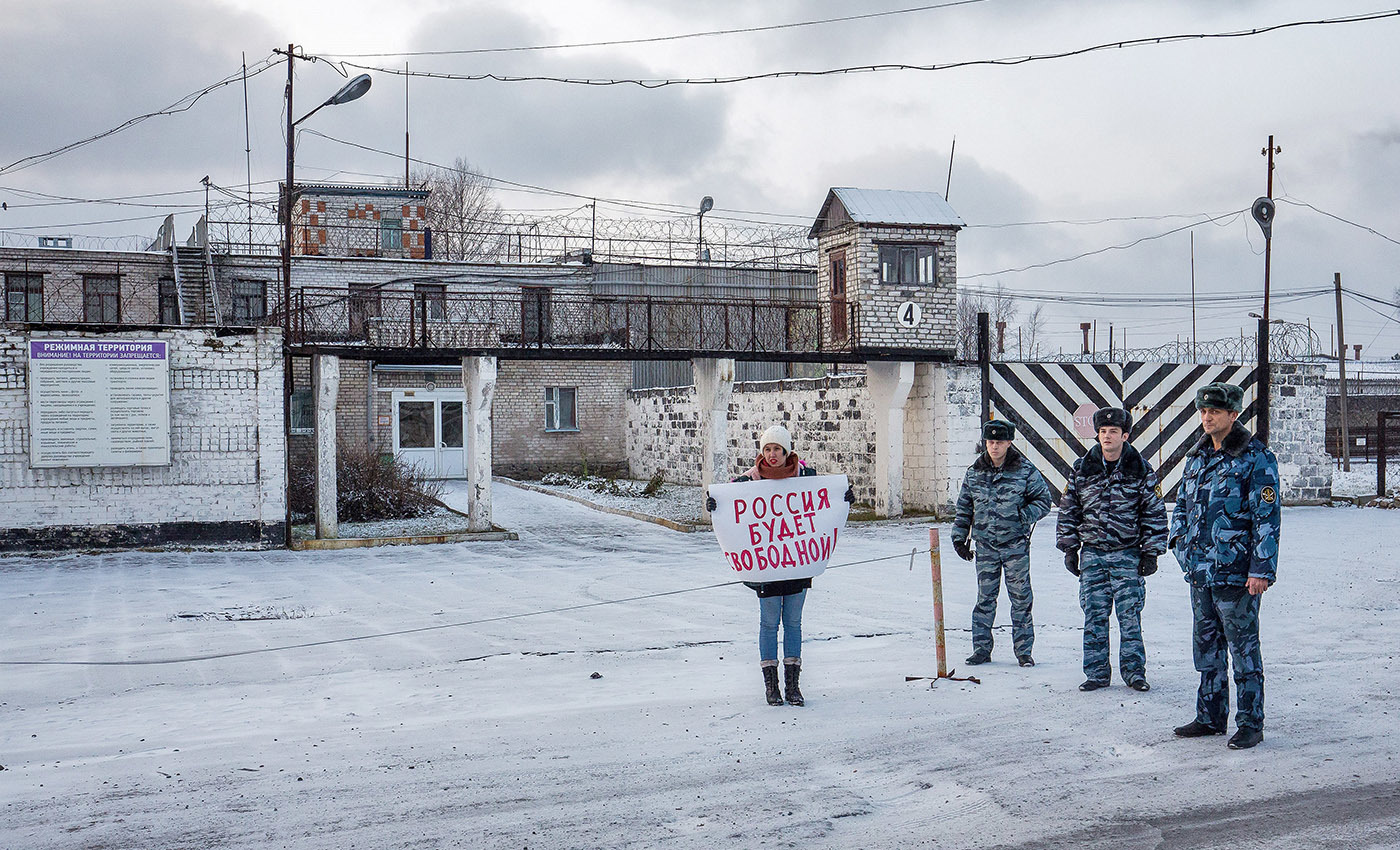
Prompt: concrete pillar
<box><xmin>867</xmin><ymin>360</ymin><xmax>915</xmax><ymax>518</ymax></box>
<box><xmin>693</xmin><ymin>357</ymin><xmax>735</xmax><ymax>521</ymax></box>
<box><xmin>312</xmin><ymin>354</ymin><xmax>340</xmax><ymax>539</ymax></box>
<box><xmin>463</xmin><ymin>355</ymin><xmax>497</xmax><ymax>532</ymax></box>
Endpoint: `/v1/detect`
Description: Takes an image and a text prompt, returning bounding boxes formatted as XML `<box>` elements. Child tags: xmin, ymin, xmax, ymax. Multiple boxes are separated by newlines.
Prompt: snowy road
<box><xmin>2</xmin><ymin>484</ymin><xmax>1398</xmax><ymax>849</ymax></box>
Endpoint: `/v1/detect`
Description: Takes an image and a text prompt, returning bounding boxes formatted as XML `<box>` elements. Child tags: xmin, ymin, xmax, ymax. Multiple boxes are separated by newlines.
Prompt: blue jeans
<box><xmin>759</xmin><ymin>590</ymin><xmax>806</xmax><ymax>662</ymax></box>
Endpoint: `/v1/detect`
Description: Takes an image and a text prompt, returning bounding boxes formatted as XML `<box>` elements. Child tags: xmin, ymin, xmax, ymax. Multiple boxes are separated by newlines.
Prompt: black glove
<box><xmin>843</xmin><ymin>486</ymin><xmax>855</xmax><ymax>504</ymax></box>
<box><xmin>1138</xmin><ymin>554</ymin><xmax>1158</xmax><ymax>577</ymax></box>
<box><xmin>1064</xmin><ymin>549</ymin><xmax>1081</xmax><ymax>577</ymax></box>
<box><xmin>705</xmin><ymin>494</ymin><xmax>716</xmax><ymax>512</ymax></box>
<box><xmin>953</xmin><ymin>539</ymin><xmax>974</xmax><ymax>561</ymax></box>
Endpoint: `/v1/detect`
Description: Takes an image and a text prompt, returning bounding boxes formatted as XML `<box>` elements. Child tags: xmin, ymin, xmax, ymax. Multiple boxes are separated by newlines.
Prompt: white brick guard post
<box><xmin>693</xmin><ymin>357</ymin><xmax>734</xmax><ymax>521</ymax></box>
<box><xmin>313</xmin><ymin>354</ymin><xmax>340</xmax><ymax>539</ymax></box>
<box><xmin>867</xmin><ymin>361</ymin><xmax>915</xmax><ymax>518</ymax></box>
<box><xmin>463</xmin><ymin>355</ymin><xmax>497</xmax><ymax>532</ymax></box>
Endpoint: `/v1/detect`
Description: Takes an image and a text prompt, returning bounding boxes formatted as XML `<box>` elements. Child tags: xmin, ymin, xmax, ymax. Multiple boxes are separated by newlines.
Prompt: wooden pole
<box><xmin>929</xmin><ymin>528</ymin><xmax>947</xmax><ymax>678</ymax></box>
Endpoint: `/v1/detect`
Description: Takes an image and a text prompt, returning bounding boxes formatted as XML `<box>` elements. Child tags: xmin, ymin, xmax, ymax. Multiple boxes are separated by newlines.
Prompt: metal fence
<box><xmin>287</xmin><ymin>286</ymin><xmax>857</xmax><ymax>356</ymax></box>
<box><xmin>206</xmin><ymin>213</ymin><xmax>817</xmax><ymax>268</ymax></box>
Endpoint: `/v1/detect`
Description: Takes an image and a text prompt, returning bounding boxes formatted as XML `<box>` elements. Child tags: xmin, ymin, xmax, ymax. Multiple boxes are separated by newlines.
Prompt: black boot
<box><xmin>762</xmin><ymin>664</ymin><xmax>783</xmax><ymax>706</ymax></box>
<box><xmin>783</xmin><ymin>661</ymin><xmax>805</xmax><ymax>707</ymax></box>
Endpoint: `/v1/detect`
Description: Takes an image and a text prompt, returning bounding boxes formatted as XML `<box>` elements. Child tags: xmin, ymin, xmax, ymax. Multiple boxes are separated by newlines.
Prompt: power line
<box><xmin>1278</xmin><ymin>196</ymin><xmax>1400</xmax><ymax>248</ymax></box>
<box><xmin>0</xmin><ymin>54</ymin><xmax>283</xmax><ymax>177</ymax></box>
<box><xmin>322</xmin><ymin>10</ymin><xmax>1400</xmax><ymax>88</ymax></box>
<box><xmin>960</xmin><ymin>210</ymin><xmax>1246</xmax><ymax>279</ymax></box>
<box><xmin>319</xmin><ymin>1</ymin><xmax>986</xmax><ymax>58</ymax></box>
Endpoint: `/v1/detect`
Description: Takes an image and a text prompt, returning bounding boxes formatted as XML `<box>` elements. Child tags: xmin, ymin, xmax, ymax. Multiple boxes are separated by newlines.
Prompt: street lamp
<box><xmin>282</xmin><ymin>66</ymin><xmax>373</xmax><ymax>329</ymax></box>
<box><xmin>275</xmin><ymin>44</ymin><xmax>371</xmax><ymax>548</ymax></box>
<box><xmin>697</xmin><ymin>195</ymin><xmax>713</xmax><ymax>263</ymax></box>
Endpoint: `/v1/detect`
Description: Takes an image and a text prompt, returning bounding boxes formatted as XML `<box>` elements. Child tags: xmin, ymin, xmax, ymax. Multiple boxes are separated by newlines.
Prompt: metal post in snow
<box><xmin>929</xmin><ymin>527</ymin><xmax>947</xmax><ymax>678</ymax></box>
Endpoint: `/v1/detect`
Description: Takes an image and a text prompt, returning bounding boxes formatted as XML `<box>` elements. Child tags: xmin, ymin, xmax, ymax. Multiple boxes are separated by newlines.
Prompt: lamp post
<box><xmin>697</xmin><ymin>195</ymin><xmax>713</xmax><ymax>263</ymax></box>
<box><xmin>274</xmin><ymin>44</ymin><xmax>371</xmax><ymax>547</ymax></box>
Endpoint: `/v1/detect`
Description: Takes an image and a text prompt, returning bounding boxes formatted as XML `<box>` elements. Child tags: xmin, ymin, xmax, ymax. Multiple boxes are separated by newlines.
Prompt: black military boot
<box><xmin>965</xmin><ymin>649</ymin><xmax>991</xmax><ymax>665</ymax></box>
<box><xmin>1173</xmin><ymin>719</ymin><xmax>1225</xmax><ymax>737</ymax></box>
<box><xmin>1227</xmin><ymin>728</ymin><xmax>1263</xmax><ymax>749</ymax></box>
<box><xmin>783</xmin><ymin>660</ymin><xmax>805</xmax><ymax>707</ymax></box>
<box><xmin>762</xmin><ymin>664</ymin><xmax>783</xmax><ymax>706</ymax></box>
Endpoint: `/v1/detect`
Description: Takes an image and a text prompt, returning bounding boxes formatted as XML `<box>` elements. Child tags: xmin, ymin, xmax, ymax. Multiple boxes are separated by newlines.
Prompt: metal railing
<box><xmin>286</xmin><ymin>286</ymin><xmax>858</xmax><ymax>355</ymax></box>
<box><xmin>205</xmin><ymin>214</ymin><xmax>816</xmax><ymax>268</ymax></box>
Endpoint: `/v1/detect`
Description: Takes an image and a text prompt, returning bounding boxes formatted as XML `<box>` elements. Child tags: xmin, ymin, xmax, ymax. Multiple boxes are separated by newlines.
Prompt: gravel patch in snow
<box><xmin>514</xmin><ymin>475</ymin><xmax>707</xmax><ymax>525</ymax></box>
<box><xmin>291</xmin><ymin>504</ymin><xmax>471</xmax><ymax>541</ymax></box>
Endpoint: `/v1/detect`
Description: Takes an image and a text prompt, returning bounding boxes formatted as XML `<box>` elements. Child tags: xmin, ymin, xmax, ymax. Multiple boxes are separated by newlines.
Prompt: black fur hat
<box><xmin>1092</xmin><ymin>406</ymin><xmax>1132</xmax><ymax>433</ymax></box>
<box><xmin>982</xmin><ymin>419</ymin><xmax>1015</xmax><ymax>441</ymax></box>
<box><xmin>1195</xmin><ymin>382</ymin><xmax>1244</xmax><ymax>412</ymax></box>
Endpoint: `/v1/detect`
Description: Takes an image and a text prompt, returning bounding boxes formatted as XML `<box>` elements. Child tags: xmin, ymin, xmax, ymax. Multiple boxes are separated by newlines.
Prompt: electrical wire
<box><xmin>959</xmin><ymin>210</ymin><xmax>1246</xmax><ymax>279</ymax></box>
<box><xmin>0</xmin><ymin>547</ymin><xmax>932</xmax><ymax>667</ymax></box>
<box><xmin>320</xmin><ymin>1</ymin><xmax>986</xmax><ymax>58</ymax></box>
<box><xmin>1278</xmin><ymin>196</ymin><xmax>1400</xmax><ymax>248</ymax></box>
<box><xmin>0</xmin><ymin>54</ymin><xmax>283</xmax><ymax>177</ymax></box>
<box><xmin>323</xmin><ymin>10</ymin><xmax>1400</xmax><ymax>88</ymax></box>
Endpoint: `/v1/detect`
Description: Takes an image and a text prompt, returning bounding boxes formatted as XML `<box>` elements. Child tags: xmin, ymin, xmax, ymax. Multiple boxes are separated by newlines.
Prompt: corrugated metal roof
<box><xmin>810</xmin><ymin>187</ymin><xmax>964</xmax><ymax>237</ymax></box>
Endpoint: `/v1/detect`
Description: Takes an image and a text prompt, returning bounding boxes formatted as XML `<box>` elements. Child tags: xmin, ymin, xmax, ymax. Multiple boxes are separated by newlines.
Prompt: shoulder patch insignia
<box><xmin>1154</xmin><ymin>483</ymin><xmax>1164</xmax><ymax>499</ymax></box>
<box><xmin>1261</xmin><ymin>485</ymin><xmax>1276</xmax><ymax>504</ymax></box>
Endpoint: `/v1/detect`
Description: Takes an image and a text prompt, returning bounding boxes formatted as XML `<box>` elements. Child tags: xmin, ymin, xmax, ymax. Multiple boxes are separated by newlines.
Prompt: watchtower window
<box><xmin>878</xmin><ymin>244</ymin><xmax>938</xmax><ymax>286</ymax></box>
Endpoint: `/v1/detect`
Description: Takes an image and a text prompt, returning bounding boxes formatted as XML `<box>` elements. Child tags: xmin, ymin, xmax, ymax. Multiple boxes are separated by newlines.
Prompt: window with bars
<box><xmin>290</xmin><ymin>389</ymin><xmax>314</xmax><ymax>434</ymax></box>
<box><xmin>4</xmin><ymin>272</ymin><xmax>43</xmax><ymax>322</ymax></box>
<box><xmin>381</xmin><ymin>217</ymin><xmax>403</xmax><ymax>252</ymax></box>
<box><xmin>159</xmin><ymin>278</ymin><xmax>179</xmax><ymax>325</ymax></box>
<box><xmin>232</xmin><ymin>279</ymin><xmax>267</xmax><ymax>323</ymax></box>
<box><xmin>544</xmin><ymin>386</ymin><xmax>578</xmax><ymax>432</ymax></box>
<box><xmin>877</xmin><ymin>243</ymin><xmax>939</xmax><ymax>286</ymax></box>
<box><xmin>414</xmin><ymin>283</ymin><xmax>446</xmax><ymax>321</ymax></box>
<box><xmin>83</xmin><ymin>274</ymin><xmax>120</xmax><ymax>323</ymax></box>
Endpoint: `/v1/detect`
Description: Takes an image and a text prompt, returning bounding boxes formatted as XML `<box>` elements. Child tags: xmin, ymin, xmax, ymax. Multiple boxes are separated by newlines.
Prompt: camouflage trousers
<box><xmin>1078</xmin><ymin>548</ymin><xmax>1146</xmax><ymax>685</ymax></box>
<box><xmin>972</xmin><ymin>546</ymin><xmax>1034</xmax><ymax>658</ymax></box>
<box><xmin>1190</xmin><ymin>582</ymin><xmax>1264</xmax><ymax>731</ymax></box>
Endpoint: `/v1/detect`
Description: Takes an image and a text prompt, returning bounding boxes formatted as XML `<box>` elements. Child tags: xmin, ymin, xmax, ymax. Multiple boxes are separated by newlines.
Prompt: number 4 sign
<box><xmin>897</xmin><ymin>301</ymin><xmax>922</xmax><ymax>328</ymax></box>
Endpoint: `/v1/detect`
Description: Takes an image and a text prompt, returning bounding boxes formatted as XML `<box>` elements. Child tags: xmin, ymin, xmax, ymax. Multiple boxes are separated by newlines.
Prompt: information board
<box><xmin>28</xmin><ymin>339</ymin><xmax>171</xmax><ymax>468</ymax></box>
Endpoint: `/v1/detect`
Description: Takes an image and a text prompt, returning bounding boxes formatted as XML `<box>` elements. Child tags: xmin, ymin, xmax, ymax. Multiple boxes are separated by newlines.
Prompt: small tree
<box><xmin>412</xmin><ymin>157</ymin><xmax>506</xmax><ymax>261</ymax></box>
<box><xmin>957</xmin><ymin>282</ymin><xmax>1021</xmax><ymax>360</ymax></box>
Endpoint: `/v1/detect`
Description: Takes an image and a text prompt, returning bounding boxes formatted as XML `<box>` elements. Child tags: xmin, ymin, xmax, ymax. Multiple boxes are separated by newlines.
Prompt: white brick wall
<box><xmin>0</xmin><ymin>328</ymin><xmax>286</xmax><ymax>546</ymax></box>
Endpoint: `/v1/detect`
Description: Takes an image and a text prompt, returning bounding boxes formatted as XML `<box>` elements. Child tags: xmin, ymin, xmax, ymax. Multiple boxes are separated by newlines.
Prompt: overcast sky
<box><xmin>3</xmin><ymin>0</ymin><xmax>1398</xmax><ymax>357</ymax></box>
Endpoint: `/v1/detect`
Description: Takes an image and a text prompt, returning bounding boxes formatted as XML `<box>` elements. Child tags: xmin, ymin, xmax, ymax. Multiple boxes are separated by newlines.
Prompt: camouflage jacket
<box><xmin>1056</xmin><ymin>442</ymin><xmax>1168</xmax><ymax>555</ymax></box>
<box><xmin>1169</xmin><ymin>423</ymin><xmax>1281</xmax><ymax>587</ymax></box>
<box><xmin>953</xmin><ymin>446</ymin><xmax>1053</xmax><ymax>552</ymax></box>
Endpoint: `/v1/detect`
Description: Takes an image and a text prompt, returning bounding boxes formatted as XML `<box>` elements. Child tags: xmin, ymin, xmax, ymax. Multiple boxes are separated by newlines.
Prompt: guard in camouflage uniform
<box><xmin>1169</xmin><ymin>382</ymin><xmax>1280</xmax><ymax>750</ymax></box>
<box><xmin>1057</xmin><ymin>407</ymin><xmax>1168</xmax><ymax>693</ymax></box>
<box><xmin>952</xmin><ymin>419</ymin><xmax>1054</xmax><ymax>667</ymax></box>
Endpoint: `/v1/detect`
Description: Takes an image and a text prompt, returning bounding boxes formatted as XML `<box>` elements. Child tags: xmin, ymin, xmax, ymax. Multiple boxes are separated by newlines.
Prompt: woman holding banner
<box><xmin>706</xmin><ymin>423</ymin><xmax>854</xmax><ymax>707</ymax></box>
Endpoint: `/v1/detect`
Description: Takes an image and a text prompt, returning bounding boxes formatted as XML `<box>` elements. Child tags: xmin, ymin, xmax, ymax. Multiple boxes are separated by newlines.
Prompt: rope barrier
<box><xmin>0</xmin><ymin>547</ymin><xmax>937</xmax><ymax>668</ymax></box>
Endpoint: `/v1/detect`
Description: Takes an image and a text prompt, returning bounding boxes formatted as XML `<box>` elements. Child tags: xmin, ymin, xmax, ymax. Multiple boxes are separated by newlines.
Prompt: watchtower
<box><xmin>808</xmin><ymin>187</ymin><xmax>963</xmax><ymax>356</ymax></box>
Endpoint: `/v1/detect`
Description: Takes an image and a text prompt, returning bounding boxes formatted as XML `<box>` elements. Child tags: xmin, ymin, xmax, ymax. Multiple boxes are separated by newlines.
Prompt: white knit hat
<box><xmin>758</xmin><ymin>424</ymin><xmax>792</xmax><ymax>454</ymax></box>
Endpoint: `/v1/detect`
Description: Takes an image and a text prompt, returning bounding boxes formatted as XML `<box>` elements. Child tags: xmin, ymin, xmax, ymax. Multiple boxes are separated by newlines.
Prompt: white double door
<box><xmin>392</xmin><ymin>391</ymin><xmax>465</xmax><ymax>479</ymax></box>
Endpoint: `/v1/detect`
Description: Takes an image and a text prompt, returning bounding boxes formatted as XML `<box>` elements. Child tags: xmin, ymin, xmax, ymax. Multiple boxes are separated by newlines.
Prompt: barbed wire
<box><xmin>1041</xmin><ymin>321</ymin><xmax>1330</xmax><ymax>364</ymax></box>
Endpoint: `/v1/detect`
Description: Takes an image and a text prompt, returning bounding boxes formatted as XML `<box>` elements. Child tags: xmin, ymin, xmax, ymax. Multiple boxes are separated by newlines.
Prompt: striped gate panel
<box><xmin>990</xmin><ymin>361</ymin><xmax>1256</xmax><ymax>502</ymax></box>
<box><xmin>1123</xmin><ymin>363</ymin><xmax>1256</xmax><ymax>499</ymax></box>
<box><xmin>990</xmin><ymin>363</ymin><xmax>1121</xmax><ymax>500</ymax></box>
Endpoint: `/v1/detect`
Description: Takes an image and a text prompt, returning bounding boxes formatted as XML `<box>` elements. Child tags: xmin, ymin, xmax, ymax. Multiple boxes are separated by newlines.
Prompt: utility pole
<box><xmin>1260</xmin><ymin>135</ymin><xmax>1281</xmax><ymax>325</ymax></box>
<box><xmin>1336</xmin><ymin>272</ymin><xmax>1350</xmax><ymax>471</ymax></box>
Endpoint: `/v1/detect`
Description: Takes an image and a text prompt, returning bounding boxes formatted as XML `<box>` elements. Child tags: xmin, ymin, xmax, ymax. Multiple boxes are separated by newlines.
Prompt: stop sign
<box><xmin>1072</xmin><ymin>403</ymin><xmax>1097</xmax><ymax>438</ymax></box>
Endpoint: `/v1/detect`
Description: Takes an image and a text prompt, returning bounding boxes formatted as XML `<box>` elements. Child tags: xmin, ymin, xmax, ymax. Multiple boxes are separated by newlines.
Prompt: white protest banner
<box><xmin>709</xmin><ymin>474</ymin><xmax>849</xmax><ymax>581</ymax></box>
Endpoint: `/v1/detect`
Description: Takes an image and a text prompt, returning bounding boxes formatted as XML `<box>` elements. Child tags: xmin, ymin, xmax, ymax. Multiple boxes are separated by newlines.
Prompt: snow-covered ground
<box><xmin>2</xmin><ymin>483</ymin><xmax>1398</xmax><ymax>849</ymax></box>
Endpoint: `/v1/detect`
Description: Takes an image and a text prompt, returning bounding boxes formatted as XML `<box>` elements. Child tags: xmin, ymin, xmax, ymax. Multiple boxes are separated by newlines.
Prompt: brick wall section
<box><xmin>627</xmin><ymin>375</ymin><xmax>878</xmax><ymax>499</ymax></box>
<box><xmin>492</xmin><ymin>360</ymin><xmax>631</xmax><ymax>477</ymax></box>
<box><xmin>0</xmin><ymin>328</ymin><xmax>286</xmax><ymax>548</ymax></box>
<box><xmin>815</xmin><ymin>223</ymin><xmax>958</xmax><ymax>353</ymax></box>
<box><xmin>1269</xmin><ymin>363</ymin><xmax>1333</xmax><ymax>502</ymax></box>
<box><xmin>2</xmin><ymin>248</ymin><xmax>172</xmax><ymax>324</ymax></box>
